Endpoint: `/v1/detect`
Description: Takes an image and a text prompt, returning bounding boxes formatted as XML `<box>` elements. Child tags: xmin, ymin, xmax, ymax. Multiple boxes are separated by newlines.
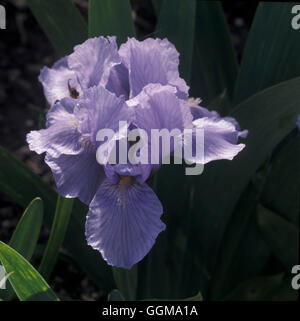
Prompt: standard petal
<box><xmin>27</xmin><ymin>98</ymin><xmax>82</xmax><ymax>157</ymax></box>
<box><xmin>186</xmin><ymin>116</ymin><xmax>246</xmax><ymax>164</ymax></box>
<box><xmin>106</xmin><ymin>63</ymin><xmax>130</xmax><ymax>99</ymax></box>
<box><xmin>132</xmin><ymin>84</ymin><xmax>193</xmax><ymax>133</ymax></box>
<box><xmin>45</xmin><ymin>152</ymin><xmax>105</xmax><ymax>205</ymax></box>
<box><xmin>129</xmin><ymin>84</ymin><xmax>193</xmax><ymax>163</ymax></box>
<box><xmin>119</xmin><ymin>37</ymin><xmax>189</xmax><ymax>98</ymax></box>
<box><xmin>75</xmin><ymin>86</ymin><xmax>131</xmax><ymax>143</ymax></box>
<box><xmin>85</xmin><ymin>179</ymin><xmax>165</xmax><ymax>269</ymax></box>
<box><xmin>68</xmin><ymin>37</ymin><xmax>120</xmax><ymax>90</ymax></box>
<box><xmin>39</xmin><ymin>57</ymin><xmax>81</xmax><ymax>105</ymax></box>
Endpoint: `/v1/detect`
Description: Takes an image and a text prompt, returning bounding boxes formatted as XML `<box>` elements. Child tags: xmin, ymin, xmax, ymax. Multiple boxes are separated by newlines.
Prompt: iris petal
<box><xmin>27</xmin><ymin>98</ymin><xmax>82</xmax><ymax>157</ymax></box>
<box><xmin>187</xmin><ymin>116</ymin><xmax>246</xmax><ymax>164</ymax></box>
<box><xmin>45</xmin><ymin>152</ymin><xmax>105</xmax><ymax>205</ymax></box>
<box><xmin>132</xmin><ymin>84</ymin><xmax>193</xmax><ymax>133</ymax></box>
<box><xmin>75</xmin><ymin>86</ymin><xmax>131</xmax><ymax>143</ymax></box>
<box><xmin>85</xmin><ymin>179</ymin><xmax>165</xmax><ymax>269</ymax></box>
<box><xmin>106</xmin><ymin>63</ymin><xmax>130</xmax><ymax>99</ymax></box>
<box><xmin>119</xmin><ymin>38</ymin><xmax>189</xmax><ymax>98</ymax></box>
<box><xmin>68</xmin><ymin>37</ymin><xmax>120</xmax><ymax>90</ymax></box>
<box><xmin>130</xmin><ymin>84</ymin><xmax>193</xmax><ymax>163</ymax></box>
<box><xmin>39</xmin><ymin>57</ymin><xmax>80</xmax><ymax>105</ymax></box>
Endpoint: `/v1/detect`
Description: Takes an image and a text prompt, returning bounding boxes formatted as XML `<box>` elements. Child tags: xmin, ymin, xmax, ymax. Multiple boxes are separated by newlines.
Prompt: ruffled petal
<box><xmin>27</xmin><ymin>98</ymin><xmax>82</xmax><ymax>157</ymax></box>
<box><xmin>46</xmin><ymin>96</ymin><xmax>76</xmax><ymax>127</ymax></box>
<box><xmin>45</xmin><ymin>152</ymin><xmax>105</xmax><ymax>205</ymax></box>
<box><xmin>39</xmin><ymin>57</ymin><xmax>81</xmax><ymax>105</ymax></box>
<box><xmin>132</xmin><ymin>84</ymin><xmax>193</xmax><ymax>133</ymax></box>
<box><xmin>68</xmin><ymin>37</ymin><xmax>120</xmax><ymax>90</ymax></box>
<box><xmin>86</xmin><ymin>179</ymin><xmax>165</xmax><ymax>269</ymax></box>
<box><xmin>189</xmin><ymin>104</ymin><xmax>219</xmax><ymax>120</ymax></box>
<box><xmin>129</xmin><ymin>84</ymin><xmax>193</xmax><ymax>163</ymax></box>
<box><xmin>106</xmin><ymin>63</ymin><xmax>130</xmax><ymax>99</ymax></box>
<box><xmin>185</xmin><ymin>116</ymin><xmax>246</xmax><ymax>164</ymax></box>
<box><xmin>119</xmin><ymin>38</ymin><xmax>189</xmax><ymax>98</ymax></box>
<box><xmin>74</xmin><ymin>86</ymin><xmax>131</xmax><ymax>143</ymax></box>
<box><xmin>188</xmin><ymin>103</ymin><xmax>248</xmax><ymax>138</ymax></box>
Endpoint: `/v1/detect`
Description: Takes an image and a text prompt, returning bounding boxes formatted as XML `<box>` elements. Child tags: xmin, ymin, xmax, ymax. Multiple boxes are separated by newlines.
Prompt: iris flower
<box><xmin>27</xmin><ymin>36</ymin><xmax>247</xmax><ymax>269</ymax></box>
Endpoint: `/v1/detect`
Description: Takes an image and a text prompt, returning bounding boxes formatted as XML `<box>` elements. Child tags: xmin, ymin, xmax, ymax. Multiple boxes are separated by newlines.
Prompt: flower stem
<box><xmin>39</xmin><ymin>195</ymin><xmax>74</xmax><ymax>281</ymax></box>
<box><xmin>112</xmin><ymin>266</ymin><xmax>137</xmax><ymax>301</ymax></box>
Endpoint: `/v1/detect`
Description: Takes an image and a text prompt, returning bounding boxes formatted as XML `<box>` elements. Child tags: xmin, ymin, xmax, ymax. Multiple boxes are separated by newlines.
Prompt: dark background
<box><xmin>0</xmin><ymin>0</ymin><xmax>259</xmax><ymax>300</ymax></box>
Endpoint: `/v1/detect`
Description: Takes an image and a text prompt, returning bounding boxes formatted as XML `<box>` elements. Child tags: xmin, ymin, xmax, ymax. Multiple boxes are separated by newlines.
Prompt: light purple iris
<box><xmin>297</xmin><ymin>115</ymin><xmax>300</xmax><ymax>130</ymax></box>
<box><xmin>27</xmin><ymin>36</ymin><xmax>247</xmax><ymax>269</ymax></box>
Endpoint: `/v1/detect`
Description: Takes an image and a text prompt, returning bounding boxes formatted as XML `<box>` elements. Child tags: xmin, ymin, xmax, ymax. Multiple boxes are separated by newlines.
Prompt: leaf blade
<box><xmin>1</xmin><ymin>198</ymin><xmax>44</xmax><ymax>300</ymax></box>
<box><xmin>182</xmin><ymin>76</ymin><xmax>300</xmax><ymax>296</ymax></box>
<box><xmin>39</xmin><ymin>196</ymin><xmax>74</xmax><ymax>281</ymax></box>
<box><xmin>233</xmin><ymin>2</ymin><xmax>300</xmax><ymax>104</ymax></box>
<box><xmin>27</xmin><ymin>0</ymin><xmax>87</xmax><ymax>56</ymax></box>
<box><xmin>88</xmin><ymin>0</ymin><xmax>135</xmax><ymax>43</ymax></box>
<box><xmin>191</xmin><ymin>0</ymin><xmax>238</xmax><ymax>106</ymax></box>
<box><xmin>257</xmin><ymin>205</ymin><xmax>299</xmax><ymax>271</ymax></box>
<box><xmin>156</xmin><ymin>0</ymin><xmax>196</xmax><ymax>84</ymax></box>
<box><xmin>261</xmin><ymin>134</ymin><xmax>300</xmax><ymax>225</ymax></box>
<box><xmin>0</xmin><ymin>242</ymin><xmax>59</xmax><ymax>301</ymax></box>
<box><xmin>0</xmin><ymin>146</ymin><xmax>114</xmax><ymax>293</ymax></box>
<box><xmin>9</xmin><ymin>197</ymin><xmax>44</xmax><ymax>260</ymax></box>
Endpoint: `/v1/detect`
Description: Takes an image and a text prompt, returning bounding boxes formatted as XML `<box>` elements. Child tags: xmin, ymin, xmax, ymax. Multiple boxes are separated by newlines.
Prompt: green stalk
<box><xmin>112</xmin><ymin>266</ymin><xmax>137</xmax><ymax>301</ymax></box>
<box><xmin>39</xmin><ymin>195</ymin><xmax>74</xmax><ymax>281</ymax></box>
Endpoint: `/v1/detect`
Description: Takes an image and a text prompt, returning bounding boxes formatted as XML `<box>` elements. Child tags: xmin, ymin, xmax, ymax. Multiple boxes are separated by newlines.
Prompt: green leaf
<box><xmin>27</xmin><ymin>0</ymin><xmax>87</xmax><ymax>56</ymax></box>
<box><xmin>1</xmin><ymin>198</ymin><xmax>44</xmax><ymax>300</ymax></box>
<box><xmin>108</xmin><ymin>289</ymin><xmax>125</xmax><ymax>301</ymax></box>
<box><xmin>156</xmin><ymin>0</ymin><xmax>196</xmax><ymax>84</ymax></box>
<box><xmin>112</xmin><ymin>265</ymin><xmax>137</xmax><ymax>301</ymax></box>
<box><xmin>224</xmin><ymin>274</ymin><xmax>297</xmax><ymax>301</ymax></box>
<box><xmin>0</xmin><ymin>146</ymin><xmax>56</xmax><ymax>210</ymax></box>
<box><xmin>191</xmin><ymin>0</ymin><xmax>238</xmax><ymax>106</ymax></box>
<box><xmin>137</xmin><ymin>165</ymin><xmax>192</xmax><ymax>300</ymax></box>
<box><xmin>257</xmin><ymin>205</ymin><xmax>299</xmax><ymax>271</ymax></box>
<box><xmin>181</xmin><ymin>76</ymin><xmax>300</xmax><ymax>296</ymax></box>
<box><xmin>88</xmin><ymin>0</ymin><xmax>135</xmax><ymax>44</ymax></box>
<box><xmin>9</xmin><ymin>198</ymin><xmax>44</xmax><ymax>260</ymax></box>
<box><xmin>152</xmin><ymin>0</ymin><xmax>162</xmax><ymax>15</ymax></box>
<box><xmin>0</xmin><ymin>242</ymin><xmax>59</xmax><ymax>301</ymax></box>
<box><xmin>261</xmin><ymin>134</ymin><xmax>300</xmax><ymax>225</ymax></box>
<box><xmin>0</xmin><ymin>146</ymin><xmax>114</xmax><ymax>293</ymax></box>
<box><xmin>142</xmin><ymin>77</ymin><xmax>300</xmax><ymax>299</ymax></box>
<box><xmin>234</xmin><ymin>2</ymin><xmax>300</xmax><ymax>104</ymax></box>
<box><xmin>207</xmin><ymin>89</ymin><xmax>231</xmax><ymax>113</ymax></box>
<box><xmin>209</xmin><ymin>183</ymin><xmax>270</xmax><ymax>300</ymax></box>
<box><xmin>39</xmin><ymin>196</ymin><xmax>74</xmax><ymax>281</ymax></box>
